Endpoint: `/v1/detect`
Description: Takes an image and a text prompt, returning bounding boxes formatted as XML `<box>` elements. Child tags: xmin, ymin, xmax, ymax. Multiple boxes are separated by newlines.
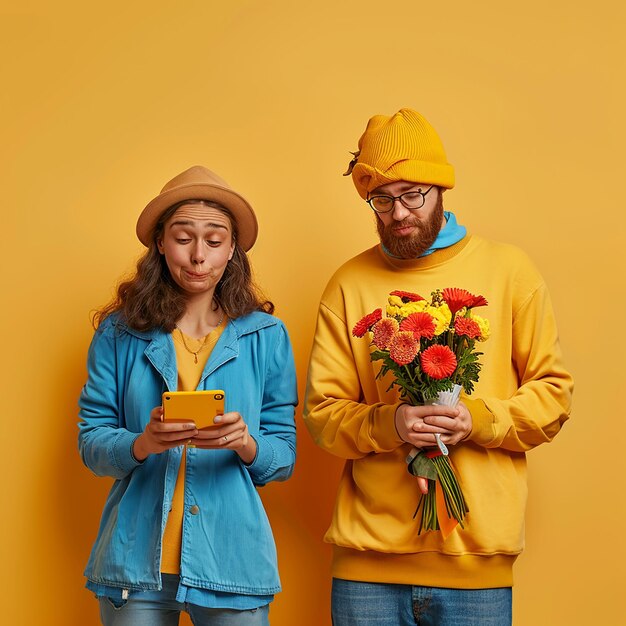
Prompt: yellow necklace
<box><xmin>176</xmin><ymin>314</ymin><xmax>224</xmax><ymax>363</ymax></box>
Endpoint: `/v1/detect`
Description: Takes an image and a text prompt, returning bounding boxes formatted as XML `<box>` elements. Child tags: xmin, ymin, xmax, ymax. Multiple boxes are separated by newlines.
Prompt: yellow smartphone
<box><xmin>162</xmin><ymin>390</ymin><xmax>225</xmax><ymax>430</ymax></box>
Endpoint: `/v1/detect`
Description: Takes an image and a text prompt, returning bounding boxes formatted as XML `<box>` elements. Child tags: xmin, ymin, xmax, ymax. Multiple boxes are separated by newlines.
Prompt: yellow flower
<box><xmin>470</xmin><ymin>313</ymin><xmax>491</xmax><ymax>341</ymax></box>
<box><xmin>388</xmin><ymin>295</ymin><xmax>404</xmax><ymax>307</ymax></box>
<box><xmin>388</xmin><ymin>299</ymin><xmax>429</xmax><ymax>319</ymax></box>
<box><xmin>402</xmin><ymin>300</ymin><xmax>429</xmax><ymax>315</ymax></box>
<box><xmin>426</xmin><ymin>303</ymin><xmax>452</xmax><ymax>335</ymax></box>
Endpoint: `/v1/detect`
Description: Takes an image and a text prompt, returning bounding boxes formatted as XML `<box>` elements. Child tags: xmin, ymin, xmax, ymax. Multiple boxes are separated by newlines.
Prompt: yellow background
<box><xmin>1</xmin><ymin>1</ymin><xmax>624</xmax><ymax>624</ymax></box>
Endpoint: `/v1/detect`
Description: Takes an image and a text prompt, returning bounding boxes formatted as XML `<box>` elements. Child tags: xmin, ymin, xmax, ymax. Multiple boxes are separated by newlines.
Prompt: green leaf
<box><xmin>370</xmin><ymin>350</ymin><xmax>388</xmax><ymax>361</ymax></box>
<box><xmin>408</xmin><ymin>452</ymin><xmax>437</xmax><ymax>480</ymax></box>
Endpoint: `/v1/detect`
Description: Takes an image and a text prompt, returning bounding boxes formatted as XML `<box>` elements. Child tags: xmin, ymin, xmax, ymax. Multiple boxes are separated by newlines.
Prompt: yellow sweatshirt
<box><xmin>303</xmin><ymin>235</ymin><xmax>573</xmax><ymax>588</ymax></box>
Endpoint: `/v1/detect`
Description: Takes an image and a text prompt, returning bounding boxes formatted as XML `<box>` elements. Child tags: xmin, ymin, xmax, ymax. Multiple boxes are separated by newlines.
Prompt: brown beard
<box><xmin>376</xmin><ymin>193</ymin><xmax>444</xmax><ymax>259</ymax></box>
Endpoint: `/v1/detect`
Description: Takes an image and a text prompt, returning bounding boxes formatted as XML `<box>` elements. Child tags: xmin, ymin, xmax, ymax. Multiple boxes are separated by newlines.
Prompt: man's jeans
<box><xmin>331</xmin><ymin>578</ymin><xmax>512</xmax><ymax>626</ymax></box>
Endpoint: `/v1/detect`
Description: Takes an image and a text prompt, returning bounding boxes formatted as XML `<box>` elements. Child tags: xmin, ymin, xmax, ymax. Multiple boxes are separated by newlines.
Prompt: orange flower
<box><xmin>441</xmin><ymin>288</ymin><xmax>488</xmax><ymax>315</ymax></box>
<box><xmin>454</xmin><ymin>316</ymin><xmax>481</xmax><ymax>339</ymax></box>
<box><xmin>352</xmin><ymin>308</ymin><xmax>382</xmax><ymax>337</ymax></box>
<box><xmin>400</xmin><ymin>312</ymin><xmax>436</xmax><ymax>339</ymax></box>
<box><xmin>420</xmin><ymin>345</ymin><xmax>457</xmax><ymax>379</ymax></box>
<box><xmin>372</xmin><ymin>318</ymin><xmax>399</xmax><ymax>349</ymax></box>
<box><xmin>389</xmin><ymin>331</ymin><xmax>419</xmax><ymax>366</ymax></box>
<box><xmin>389</xmin><ymin>290</ymin><xmax>425</xmax><ymax>303</ymax></box>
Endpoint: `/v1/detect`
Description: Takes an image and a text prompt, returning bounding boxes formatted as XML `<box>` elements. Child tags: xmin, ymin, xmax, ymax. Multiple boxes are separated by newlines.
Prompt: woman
<box><xmin>78</xmin><ymin>166</ymin><xmax>297</xmax><ymax>626</ymax></box>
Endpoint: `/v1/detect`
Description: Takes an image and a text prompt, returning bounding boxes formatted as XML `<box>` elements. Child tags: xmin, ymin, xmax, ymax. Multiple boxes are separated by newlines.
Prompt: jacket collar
<box><xmin>121</xmin><ymin>312</ymin><xmax>278</xmax><ymax>391</ymax></box>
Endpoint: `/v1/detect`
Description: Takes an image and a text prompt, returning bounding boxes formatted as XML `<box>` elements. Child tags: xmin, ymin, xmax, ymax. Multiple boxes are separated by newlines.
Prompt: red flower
<box><xmin>420</xmin><ymin>345</ymin><xmax>457</xmax><ymax>379</ymax></box>
<box><xmin>372</xmin><ymin>318</ymin><xmax>399</xmax><ymax>349</ymax></box>
<box><xmin>352</xmin><ymin>308</ymin><xmax>382</xmax><ymax>337</ymax></box>
<box><xmin>389</xmin><ymin>290</ymin><xmax>425</xmax><ymax>303</ymax></box>
<box><xmin>400</xmin><ymin>312</ymin><xmax>436</xmax><ymax>339</ymax></box>
<box><xmin>454</xmin><ymin>316</ymin><xmax>481</xmax><ymax>339</ymax></box>
<box><xmin>389</xmin><ymin>331</ymin><xmax>419</xmax><ymax>366</ymax></box>
<box><xmin>441</xmin><ymin>288</ymin><xmax>488</xmax><ymax>315</ymax></box>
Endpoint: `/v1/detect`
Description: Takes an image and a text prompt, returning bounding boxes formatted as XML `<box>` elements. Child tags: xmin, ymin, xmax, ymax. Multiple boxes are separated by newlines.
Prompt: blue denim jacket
<box><xmin>78</xmin><ymin>311</ymin><xmax>297</xmax><ymax>596</ymax></box>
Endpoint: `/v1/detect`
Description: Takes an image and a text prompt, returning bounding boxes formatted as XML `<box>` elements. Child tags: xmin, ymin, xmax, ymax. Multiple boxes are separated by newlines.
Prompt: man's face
<box><xmin>371</xmin><ymin>180</ymin><xmax>444</xmax><ymax>259</ymax></box>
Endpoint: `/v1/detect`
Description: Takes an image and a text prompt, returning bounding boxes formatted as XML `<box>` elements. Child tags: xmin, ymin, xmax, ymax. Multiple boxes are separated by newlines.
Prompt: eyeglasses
<box><xmin>366</xmin><ymin>185</ymin><xmax>435</xmax><ymax>213</ymax></box>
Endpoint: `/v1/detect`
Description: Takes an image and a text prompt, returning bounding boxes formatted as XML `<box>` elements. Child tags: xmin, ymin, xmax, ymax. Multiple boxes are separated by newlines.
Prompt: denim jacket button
<box><xmin>190</xmin><ymin>505</ymin><xmax>200</xmax><ymax>515</ymax></box>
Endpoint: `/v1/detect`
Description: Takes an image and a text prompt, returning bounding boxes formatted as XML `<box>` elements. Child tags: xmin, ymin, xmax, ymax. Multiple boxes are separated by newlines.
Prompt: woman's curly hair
<box><xmin>93</xmin><ymin>201</ymin><xmax>273</xmax><ymax>331</ymax></box>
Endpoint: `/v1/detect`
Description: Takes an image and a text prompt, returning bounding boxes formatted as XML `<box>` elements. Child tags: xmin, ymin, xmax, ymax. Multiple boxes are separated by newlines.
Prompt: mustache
<box><xmin>389</xmin><ymin>217</ymin><xmax>420</xmax><ymax>229</ymax></box>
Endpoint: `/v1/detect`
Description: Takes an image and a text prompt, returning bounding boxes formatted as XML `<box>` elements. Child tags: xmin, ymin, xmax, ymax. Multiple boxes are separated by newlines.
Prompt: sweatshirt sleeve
<box><xmin>304</xmin><ymin>301</ymin><xmax>404</xmax><ymax>459</ymax></box>
<box><xmin>78</xmin><ymin>323</ymin><xmax>143</xmax><ymax>479</ymax></box>
<box><xmin>465</xmin><ymin>282</ymin><xmax>573</xmax><ymax>452</ymax></box>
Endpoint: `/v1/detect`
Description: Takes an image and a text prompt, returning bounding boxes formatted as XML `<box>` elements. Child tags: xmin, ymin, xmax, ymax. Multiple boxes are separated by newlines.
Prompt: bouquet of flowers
<box><xmin>352</xmin><ymin>288</ymin><xmax>489</xmax><ymax>537</ymax></box>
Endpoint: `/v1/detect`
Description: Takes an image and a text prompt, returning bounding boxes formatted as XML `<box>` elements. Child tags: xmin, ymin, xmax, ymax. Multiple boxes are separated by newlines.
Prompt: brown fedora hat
<box><xmin>136</xmin><ymin>166</ymin><xmax>258</xmax><ymax>251</ymax></box>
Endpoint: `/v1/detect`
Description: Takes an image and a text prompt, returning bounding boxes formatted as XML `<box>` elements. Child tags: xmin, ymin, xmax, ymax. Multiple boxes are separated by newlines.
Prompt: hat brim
<box><xmin>136</xmin><ymin>182</ymin><xmax>258</xmax><ymax>251</ymax></box>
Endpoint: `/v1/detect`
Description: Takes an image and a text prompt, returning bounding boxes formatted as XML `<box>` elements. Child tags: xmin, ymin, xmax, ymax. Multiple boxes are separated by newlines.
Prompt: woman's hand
<box><xmin>132</xmin><ymin>406</ymin><xmax>198</xmax><ymax>461</ymax></box>
<box><xmin>191</xmin><ymin>412</ymin><xmax>257</xmax><ymax>464</ymax></box>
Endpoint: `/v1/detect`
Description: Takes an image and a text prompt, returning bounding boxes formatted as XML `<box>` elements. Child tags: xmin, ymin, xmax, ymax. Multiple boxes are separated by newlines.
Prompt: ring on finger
<box><xmin>223</xmin><ymin>435</ymin><xmax>228</xmax><ymax>443</ymax></box>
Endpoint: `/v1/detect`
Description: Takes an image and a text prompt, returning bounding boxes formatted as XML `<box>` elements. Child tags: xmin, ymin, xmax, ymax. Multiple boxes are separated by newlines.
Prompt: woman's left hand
<box><xmin>191</xmin><ymin>411</ymin><xmax>257</xmax><ymax>464</ymax></box>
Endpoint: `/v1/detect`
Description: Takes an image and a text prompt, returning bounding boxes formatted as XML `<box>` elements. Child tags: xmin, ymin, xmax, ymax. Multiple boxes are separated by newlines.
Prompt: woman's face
<box><xmin>157</xmin><ymin>202</ymin><xmax>235</xmax><ymax>298</ymax></box>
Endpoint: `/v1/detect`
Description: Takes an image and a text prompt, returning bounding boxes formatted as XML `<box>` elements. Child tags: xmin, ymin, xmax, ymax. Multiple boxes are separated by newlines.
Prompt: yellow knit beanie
<box><xmin>347</xmin><ymin>108</ymin><xmax>455</xmax><ymax>199</ymax></box>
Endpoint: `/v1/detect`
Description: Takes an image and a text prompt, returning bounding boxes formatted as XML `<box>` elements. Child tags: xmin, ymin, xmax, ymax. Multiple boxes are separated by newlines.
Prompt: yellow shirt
<box><xmin>161</xmin><ymin>319</ymin><xmax>226</xmax><ymax>574</ymax></box>
<box><xmin>304</xmin><ymin>237</ymin><xmax>573</xmax><ymax>588</ymax></box>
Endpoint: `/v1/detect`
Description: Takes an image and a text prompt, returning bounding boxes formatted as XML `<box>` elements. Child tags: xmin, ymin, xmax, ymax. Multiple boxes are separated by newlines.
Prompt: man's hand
<box><xmin>395</xmin><ymin>402</ymin><xmax>473</xmax><ymax>448</ymax></box>
<box><xmin>423</xmin><ymin>402</ymin><xmax>472</xmax><ymax>445</ymax></box>
<box><xmin>396</xmin><ymin>403</ymin><xmax>473</xmax><ymax>494</ymax></box>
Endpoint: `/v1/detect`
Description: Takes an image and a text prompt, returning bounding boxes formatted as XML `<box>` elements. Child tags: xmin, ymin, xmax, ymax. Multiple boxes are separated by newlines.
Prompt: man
<box><xmin>303</xmin><ymin>109</ymin><xmax>573</xmax><ymax>625</ymax></box>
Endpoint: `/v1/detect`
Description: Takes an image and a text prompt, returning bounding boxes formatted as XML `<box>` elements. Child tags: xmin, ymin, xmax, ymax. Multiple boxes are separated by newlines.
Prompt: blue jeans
<box><xmin>98</xmin><ymin>576</ymin><xmax>270</xmax><ymax>626</ymax></box>
<box><xmin>331</xmin><ymin>578</ymin><xmax>512</xmax><ymax>626</ymax></box>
